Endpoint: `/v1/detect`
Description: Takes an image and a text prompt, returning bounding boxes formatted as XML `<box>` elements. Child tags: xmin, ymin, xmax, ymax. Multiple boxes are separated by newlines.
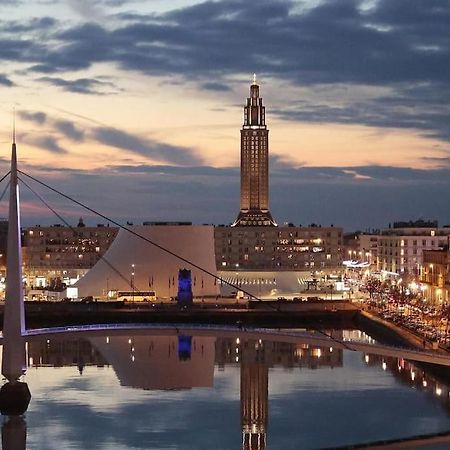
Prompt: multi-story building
<box><xmin>420</xmin><ymin>249</ymin><xmax>450</xmax><ymax>305</ymax></box>
<box><xmin>215</xmin><ymin>225</ymin><xmax>342</xmax><ymax>271</ymax></box>
<box><xmin>343</xmin><ymin>232</ymin><xmax>378</xmax><ymax>268</ymax></box>
<box><xmin>22</xmin><ymin>220</ymin><xmax>118</xmax><ymax>287</ymax></box>
<box><xmin>377</xmin><ymin>223</ymin><xmax>450</xmax><ymax>276</ymax></box>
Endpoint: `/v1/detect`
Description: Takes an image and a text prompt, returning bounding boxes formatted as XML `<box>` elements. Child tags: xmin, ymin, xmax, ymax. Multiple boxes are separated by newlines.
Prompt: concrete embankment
<box><xmin>0</xmin><ymin>300</ymin><xmax>360</xmax><ymax>329</ymax></box>
<box><xmin>357</xmin><ymin>308</ymin><xmax>450</xmax><ymax>381</ymax></box>
<box><xmin>357</xmin><ymin>309</ymin><xmax>420</xmax><ymax>349</ymax></box>
<box><xmin>357</xmin><ymin>308</ymin><xmax>444</xmax><ymax>351</ymax></box>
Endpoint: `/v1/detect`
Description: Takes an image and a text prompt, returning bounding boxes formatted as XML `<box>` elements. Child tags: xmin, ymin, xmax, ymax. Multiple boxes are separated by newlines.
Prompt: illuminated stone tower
<box><xmin>233</xmin><ymin>76</ymin><xmax>276</xmax><ymax>227</ymax></box>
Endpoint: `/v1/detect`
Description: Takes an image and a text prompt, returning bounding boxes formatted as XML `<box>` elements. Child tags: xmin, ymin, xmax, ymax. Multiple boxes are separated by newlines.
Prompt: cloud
<box><xmin>54</xmin><ymin>119</ymin><xmax>85</xmax><ymax>141</ymax></box>
<box><xmin>200</xmin><ymin>82</ymin><xmax>232</xmax><ymax>92</ymax></box>
<box><xmin>106</xmin><ymin>164</ymin><xmax>238</xmax><ymax>177</ymax></box>
<box><xmin>11</xmin><ymin>161</ymin><xmax>450</xmax><ymax>230</ymax></box>
<box><xmin>1</xmin><ymin>16</ymin><xmax>55</xmax><ymax>33</ymax></box>
<box><xmin>1</xmin><ymin>0</ymin><xmax>450</xmax><ymax>150</ymax></box>
<box><xmin>0</xmin><ymin>73</ymin><xmax>13</xmax><ymax>86</ymax></box>
<box><xmin>66</xmin><ymin>0</ymin><xmax>104</xmax><ymax>20</ymax></box>
<box><xmin>18</xmin><ymin>110</ymin><xmax>47</xmax><ymax>125</ymax></box>
<box><xmin>7</xmin><ymin>0</ymin><xmax>443</xmax><ymax>141</ymax></box>
<box><xmin>37</xmin><ymin>76</ymin><xmax>116</xmax><ymax>94</ymax></box>
<box><xmin>25</xmin><ymin>135</ymin><xmax>68</xmax><ymax>154</ymax></box>
<box><xmin>91</xmin><ymin>127</ymin><xmax>202</xmax><ymax>165</ymax></box>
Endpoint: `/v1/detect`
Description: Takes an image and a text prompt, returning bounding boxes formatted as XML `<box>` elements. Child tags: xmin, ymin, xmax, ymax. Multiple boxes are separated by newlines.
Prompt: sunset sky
<box><xmin>1</xmin><ymin>0</ymin><xmax>450</xmax><ymax>230</ymax></box>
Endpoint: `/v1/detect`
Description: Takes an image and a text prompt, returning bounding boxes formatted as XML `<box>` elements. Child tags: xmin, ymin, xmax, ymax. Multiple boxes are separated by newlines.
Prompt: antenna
<box><xmin>12</xmin><ymin>107</ymin><xmax>16</xmax><ymax>144</ymax></box>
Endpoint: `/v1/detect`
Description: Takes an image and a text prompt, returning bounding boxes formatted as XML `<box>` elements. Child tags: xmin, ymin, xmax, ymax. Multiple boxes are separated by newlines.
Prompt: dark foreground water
<box><xmin>3</xmin><ymin>329</ymin><xmax>450</xmax><ymax>449</ymax></box>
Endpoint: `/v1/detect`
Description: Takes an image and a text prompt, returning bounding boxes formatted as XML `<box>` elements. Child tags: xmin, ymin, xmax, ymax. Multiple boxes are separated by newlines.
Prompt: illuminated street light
<box><xmin>131</xmin><ymin>264</ymin><xmax>135</xmax><ymax>302</ymax></box>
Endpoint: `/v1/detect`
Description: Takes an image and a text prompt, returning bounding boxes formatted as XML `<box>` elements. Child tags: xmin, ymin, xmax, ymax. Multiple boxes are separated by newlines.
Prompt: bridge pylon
<box><xmin>2</xmin><ymin>133</ymin><xmax>27</xmax><ymax>382</ymax></box>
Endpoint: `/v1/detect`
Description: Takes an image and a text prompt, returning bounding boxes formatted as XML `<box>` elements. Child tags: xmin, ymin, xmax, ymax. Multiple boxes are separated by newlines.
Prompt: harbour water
<box><xmin>3</xmin><ymin>329</ymin><xmax>450</xmax><ymax>449</ymax></box>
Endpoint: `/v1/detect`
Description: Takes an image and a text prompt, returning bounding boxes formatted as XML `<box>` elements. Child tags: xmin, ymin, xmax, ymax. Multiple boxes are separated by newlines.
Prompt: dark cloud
<box><xmin>200</xmin><ymin>82</ymin><xmax>231</xmax><ymax>92</ymax></box>
<box><xmin>37</xmin><ymin>76</ymin><xmax>115</xmax><ymax>94</ymax></box>
<box><xmin>1</xmin><ymin>0</ymin><xmax>450</xmax><ymax>177</ymax></box>
<box><xmin>13</xmin><ymin>161</ymin><xmax>450</xmax><ymax>230</ymax></box>
<box><xmin>91</xmin><ymin>127</ymin><xmax>202</xmax><ymax>165</ymax></box>
<box><xmin>54</xmin><ymin>119</ymin><xmax>85</xmax><ymax>141</ymax></box>
<box><xmin>18</xmin><ymin>110</ymin><xmax>47</xmax><ymax>125</ymax></box>
<box><xmin>1</xmin><ymin>16</ymin><xmax>55</xmax><ymax>33</ymax></box>
<box><xmin>271</xmin><ymin>81</ymin><xmax>450</xmax><ymax>141</ymax></box>
<box><xmin>107</xmin><ymin>164</ymin><xmax>238</xmax><ymax>177</ymax></box>
<box><xmin>0</xmin><ymin>1</ymin><xmax>449</xmax><ymax>141</ymax></box>
<box><xmin>25</xmin><ymin>135</ymin><xmax>68</xmax><ymax>154</ymax></box>
<box><xmin>0</xmin><ymin>73</ymin><xmax>13</xmax><ymax>86</ymax></box>
<box><xmin>3</xmin><ymin>0</ymin><xmax>443</xmax><ymax>141</ymax></box>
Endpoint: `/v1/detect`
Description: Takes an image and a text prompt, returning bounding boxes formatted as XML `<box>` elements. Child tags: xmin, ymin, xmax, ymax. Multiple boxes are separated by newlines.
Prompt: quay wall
<box><xmin>0</xmin><ymin>300</ymin><xmax>359</xmax><ymax>329</ymax></box>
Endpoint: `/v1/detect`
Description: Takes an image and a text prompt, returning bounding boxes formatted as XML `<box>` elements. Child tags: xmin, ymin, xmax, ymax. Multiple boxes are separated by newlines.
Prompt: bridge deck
<box><xmin>1</xmin><ymin>323</ymin><xmax>449</xmax><ymax>367</ymax></box>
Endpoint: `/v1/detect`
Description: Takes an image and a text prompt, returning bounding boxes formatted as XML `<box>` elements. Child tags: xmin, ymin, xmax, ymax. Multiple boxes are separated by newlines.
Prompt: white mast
<box><xmin>2</xmin><ymin>118</ymin><xmax>27</xmax><ymax>381</ymax></box>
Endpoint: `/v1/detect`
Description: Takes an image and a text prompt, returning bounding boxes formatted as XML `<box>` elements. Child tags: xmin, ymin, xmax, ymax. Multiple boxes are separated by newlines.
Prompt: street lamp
<box><xmin>131</xmin><ymin>263</ymin><xmax>135</xmax><ymax>302</ymax></box>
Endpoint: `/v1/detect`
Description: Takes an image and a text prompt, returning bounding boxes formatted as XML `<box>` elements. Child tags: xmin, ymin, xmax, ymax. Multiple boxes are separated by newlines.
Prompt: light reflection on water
<box><xmin>3</xmin><ymin>330</ymin><xmax>450</xmax><ymax>449</ymax></box>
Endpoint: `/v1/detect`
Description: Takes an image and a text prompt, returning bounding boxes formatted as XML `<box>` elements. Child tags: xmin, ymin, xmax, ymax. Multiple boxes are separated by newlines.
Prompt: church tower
<box><xmin>233</xmin><ymin>76</ymin><xmax>276</xmax><ymax>227</ymax></box>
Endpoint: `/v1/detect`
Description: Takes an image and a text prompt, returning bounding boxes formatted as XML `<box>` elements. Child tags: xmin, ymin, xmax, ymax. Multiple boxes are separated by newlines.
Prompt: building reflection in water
<box><xmin>215</xmin><ymin>333</ymin><xmax>343</xmax><ymax>450</ymax></box>
<box><xmin>88</xmin><ymin>335</ymin><xmax>215</xmax><ymax>390</ymax></box>
<box><xmin>346</xmin><ymin>328</ymin><xmax>450</xmax><ymax>416</ymax></box>
<box><xmin>364</xmin><ymin>352</ymin><xmax>450</xmax><ymax>412</ymax></box>
<box><xmin>21</xmin><ymin>331</ymin><xmax>345</xmax><ymax>449</ymax></box>
<box><xmin>6</xmin><ymin>328</ymin><xmax>450</xmax><ymax>448</ymax></box>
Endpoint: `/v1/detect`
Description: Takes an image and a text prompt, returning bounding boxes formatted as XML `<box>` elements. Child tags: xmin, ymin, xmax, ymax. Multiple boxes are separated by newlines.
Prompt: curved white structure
<box><xmin>75</xmin><ymin>225</ymin><xmax>218</xmax><ymax>299</ymax></box>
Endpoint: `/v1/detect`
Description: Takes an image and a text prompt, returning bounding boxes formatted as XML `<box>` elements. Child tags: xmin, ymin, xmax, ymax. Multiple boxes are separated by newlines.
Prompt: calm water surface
<box><xmin>3</xmin><ymin>329</ymin><xmax>450</xmax><ymax>449</ymax></box>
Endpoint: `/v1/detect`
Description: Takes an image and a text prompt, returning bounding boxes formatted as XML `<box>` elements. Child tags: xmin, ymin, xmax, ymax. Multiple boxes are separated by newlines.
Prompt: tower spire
<box><xmin>252</xmin><ymin>73</ymin><xmax>257</xmax><ymax>85</ymax></box>
<box><xmin>12</xmin><ymin>107</ymin><xmax>16</xmax><ymax>145</ymax></box>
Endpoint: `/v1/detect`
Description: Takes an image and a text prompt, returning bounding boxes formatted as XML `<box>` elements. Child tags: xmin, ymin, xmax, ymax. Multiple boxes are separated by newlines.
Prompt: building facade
<box><xmin>377</xmin><ymin>226</ymin><xmax>450</xmax><ymax>276</ymax></box>
<box><xmin>233</xmin><ymin>77</ymin><xmax>275</xmax><ymax>227</ymax></box>
<box><xmin>22</xmin><ymin>222</ymin><xmax>118</xmax><ymax>287</ymax></box>
<box><xmin>343</xmin><ymin>232</ymin><xmax>378</xmax><ymax>270</ymax></box>
<box><xmin>420</xmin><ymin>249</ymin><xmax>450</xmax><ymax>305</ymax></box>
<box><xmin>215</xmin><ymin>225</ymin><xmax>343</xmax><ymax>271</ymax></box>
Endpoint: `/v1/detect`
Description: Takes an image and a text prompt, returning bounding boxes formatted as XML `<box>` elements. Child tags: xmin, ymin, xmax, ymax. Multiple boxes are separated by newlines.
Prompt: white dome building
<box><xmin>75</xmin><ymin>224</ymin><xmax>219</xmax><ymax>300</ymax></box>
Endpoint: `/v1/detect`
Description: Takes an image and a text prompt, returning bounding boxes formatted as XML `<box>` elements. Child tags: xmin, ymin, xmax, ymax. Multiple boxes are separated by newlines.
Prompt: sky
<box><xmin>1</xmin><ymin>0</ymin><xmax>450</xmax><ymax>231</ymax></box>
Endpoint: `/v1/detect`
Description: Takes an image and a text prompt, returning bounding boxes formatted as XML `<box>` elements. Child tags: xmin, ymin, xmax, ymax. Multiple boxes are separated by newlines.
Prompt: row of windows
<box><xmin>379</xmin><ymin>239</ymin><xmax>447</xmax><ymax>246</ymax></box>
<box><xmin>221</xmin><ymin>231</ymin><xmax>341</xmax><ymax>239</ymax></box>
<box><xmin>221</xmin><ymin>261</ymin><xmax>329</xmax><ymax>268</ymax></box>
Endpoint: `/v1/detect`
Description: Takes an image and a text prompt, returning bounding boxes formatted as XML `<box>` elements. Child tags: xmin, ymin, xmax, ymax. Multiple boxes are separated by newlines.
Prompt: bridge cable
<box><xmin>0</xmin><ymin>180</ymin><xmax>10</xmax><ymax>203</ymax></box>
<box><xmin>18</xmin><ymin>169</ymin><xmax>260</xmax><ymax>302</ymax></box>
<box><xmin>0</xmin><ymin>171</ymin><xmax>11</xmax><ymax>186</ymax></box>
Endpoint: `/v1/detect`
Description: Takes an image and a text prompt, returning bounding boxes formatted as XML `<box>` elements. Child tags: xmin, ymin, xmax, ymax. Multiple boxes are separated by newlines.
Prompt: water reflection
<box><xmin>88</xmin><ymin>335</ymin><xmax>215</xmax><ymax>390</ymax></box>
<box><xmin>23</xmin><ymin>332</ymin><xmax>343</xmax><ymax>450</ymax></box>
<box><xmin>365</xmin><ymin>353</ymin><xmax>450</xmax><ymax>413</ymax></box>
<box><xmin>0</xmin><ymin>333</ymin><xmax>29</xmax><ymax>450</ymax></box>
<box><xmin>4</xmin><ymin>329</ymin><xmax>450</xmax><ymax>448</ymax></box>
<box><xmin>2</xmin><ymin>416</ymin><xmax>26</xmax><ymax>450</ymax></box>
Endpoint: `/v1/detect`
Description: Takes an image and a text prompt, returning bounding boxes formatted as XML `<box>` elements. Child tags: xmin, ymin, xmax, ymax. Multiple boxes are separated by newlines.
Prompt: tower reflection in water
<box><xmin>23</xmin><ymin>331</ymin><xmax>343</xmax><ymax>450</ymax></box>
<box><xmin>4</xmin><ymin>329</ymin><xmax>450</xmax><ymax>448</ymax></box>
